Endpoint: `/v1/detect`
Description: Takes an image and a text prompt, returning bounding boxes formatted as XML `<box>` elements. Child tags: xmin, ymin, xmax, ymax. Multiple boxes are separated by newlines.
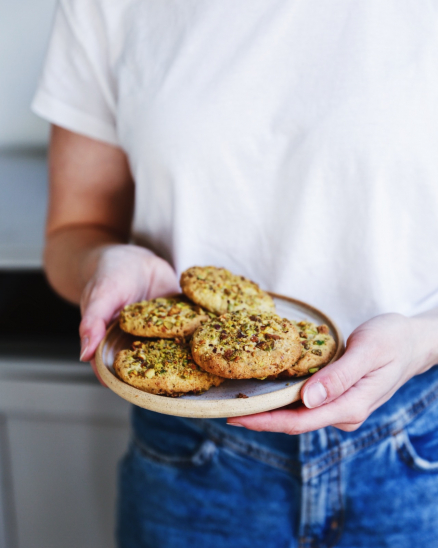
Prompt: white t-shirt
<box><xmin>33</xmin><ymin>0</ymin><xmax>438</xmax><ymax>337</ymax></box>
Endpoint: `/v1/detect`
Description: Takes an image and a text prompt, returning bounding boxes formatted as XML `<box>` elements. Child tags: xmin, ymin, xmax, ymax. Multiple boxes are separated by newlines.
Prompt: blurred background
<box><xmin>0</xmin><ymin>3</ymin><xmax>130</xmax><ymax>547</ymax></box>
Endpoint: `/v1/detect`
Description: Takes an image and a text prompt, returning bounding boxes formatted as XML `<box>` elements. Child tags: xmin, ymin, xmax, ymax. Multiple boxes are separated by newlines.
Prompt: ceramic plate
<box><xmin>95</xmin><ymin>293</ymin><xmax>344</xmax><ymax>418</ymax></box>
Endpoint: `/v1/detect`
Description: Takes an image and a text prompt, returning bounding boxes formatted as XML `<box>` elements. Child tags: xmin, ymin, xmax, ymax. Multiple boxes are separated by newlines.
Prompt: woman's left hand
<box><xmin>227</xmin><ymin>312</ymin><xmax>438</xmax><ymax>433</ymax></box>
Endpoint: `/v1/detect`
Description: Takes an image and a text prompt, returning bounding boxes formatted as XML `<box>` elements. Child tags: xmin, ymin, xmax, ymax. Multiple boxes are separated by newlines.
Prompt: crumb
<box><xmin>236</xmin><ymin>393</ymin><xmax>249</xmax><ymax>399</ymax></box>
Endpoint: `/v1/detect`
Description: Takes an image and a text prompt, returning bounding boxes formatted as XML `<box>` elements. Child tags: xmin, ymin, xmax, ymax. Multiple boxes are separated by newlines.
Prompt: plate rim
<box><xmin>95</xmin><ymin>293</ymin><xmax>344</xmax><ymax>418</ymax></box>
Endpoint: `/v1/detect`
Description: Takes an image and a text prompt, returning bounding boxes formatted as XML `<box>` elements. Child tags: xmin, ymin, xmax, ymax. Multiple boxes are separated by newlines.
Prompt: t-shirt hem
<box><xmin>31</xmin><ymin>89</ymin><xmax>119</xmax><ymax>147</ymax></box>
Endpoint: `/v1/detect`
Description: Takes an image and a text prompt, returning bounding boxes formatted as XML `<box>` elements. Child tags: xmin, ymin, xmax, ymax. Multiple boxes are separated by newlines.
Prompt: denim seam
<box><xmin>328</xmin><ymin>459</ymin><xmax>344</xmax><ymax>548</ymax></box>
<box><xmin>191</xmin><ymin>420</ymin><xmax>302</xmax><ymax>477</ymax></box>
<box><xmin>298</xmin><ymin>458</ymin><xmax>345</xmax><ymax>548</ymax></box>
<box><xmin>324</xmin><ymin>429</ymin><xmax>345</xmax><ymax>548</ymax></box>
<box><xmin>131</xmin><ymin>436</ymin><xmax>217</xmax><ymax>468</ymax></box>
<box><xmin>303</xmin><ymin>381</ymin><xmax>438</xmax><ymax>480</ymax></box>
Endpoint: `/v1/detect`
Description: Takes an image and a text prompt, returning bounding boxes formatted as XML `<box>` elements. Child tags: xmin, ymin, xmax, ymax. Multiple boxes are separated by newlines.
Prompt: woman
<box><xmin>33</xmin><ymin>1</ymin><xmax>438</xmax><ymax>546</ymax></box>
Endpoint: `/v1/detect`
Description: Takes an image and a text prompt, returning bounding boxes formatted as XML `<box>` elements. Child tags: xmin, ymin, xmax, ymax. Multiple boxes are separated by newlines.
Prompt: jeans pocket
<box><xmin>394</xmin><ymin>425</ymin><xmax>438</xmax><ymax>473</ymax></box>
<box><xmin>131</xmin><ymin>435</ymin><xmax>218</xmax><ymax>468</ymax></box>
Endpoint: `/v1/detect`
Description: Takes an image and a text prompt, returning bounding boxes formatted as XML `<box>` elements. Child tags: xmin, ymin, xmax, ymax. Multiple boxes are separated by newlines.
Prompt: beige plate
<box><xmin>95</xmin><ymin>293</ymin><xmax>344</xmax><ymax>419</ymax></box>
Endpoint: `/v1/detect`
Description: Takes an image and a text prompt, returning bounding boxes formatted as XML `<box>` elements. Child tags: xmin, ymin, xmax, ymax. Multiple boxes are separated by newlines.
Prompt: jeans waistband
<box><xmin>186</xmin><ymin>366</ymin><xmax>438</xmax><ymax>478</ymax></box>
<box><xmin>132</xmin><ymin>366</ymin><xmax>438</xmax><ymax>479</ymax></box>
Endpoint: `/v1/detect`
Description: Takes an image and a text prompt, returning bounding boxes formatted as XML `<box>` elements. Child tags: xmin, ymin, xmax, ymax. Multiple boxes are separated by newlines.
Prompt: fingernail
<box><xmin>80</xmin><ymin>336</ymin><xmax>89</xmax><ymax>362</ymax></box>
<box><xmin>303</xmin><ymin>382</ymin><xmax>327</xmax><ymax>408</ymax></box>
<box><xmin>227</xmin><ymin>422</ymin><xmax>244</xmax><ymax>427</ymax></box>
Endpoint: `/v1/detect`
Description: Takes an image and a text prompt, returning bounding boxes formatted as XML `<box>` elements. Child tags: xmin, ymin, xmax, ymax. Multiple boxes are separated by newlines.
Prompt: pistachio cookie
<box><xmin>191</xmin><ymin>311</ymin><xmax>301</xmax><ymax>379</ymax></box>
<box><xmin>119</xmin><ymin>295</ymin><xmax>210</xmax><ymax>338</ymax></box>
<box><xmin>114</xmin><ymin>338</ymin><xmax>225</xmax><ymax>397</ymax></box>
<box><xmin>277</xmin><ymin>321</ymin><xmax>336</xmax><ymax>378</ymax></box>
<box><xmin>180</xmin><ymin>266</ymin><xmax>275</xmax><ymax>315</ymax></box>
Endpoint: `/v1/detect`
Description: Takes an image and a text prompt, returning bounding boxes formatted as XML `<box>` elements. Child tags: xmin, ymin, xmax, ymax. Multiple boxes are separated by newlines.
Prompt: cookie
<box><xmin>180</xmin><ymin>266</ymin><xmax>275</xmax><ymax>315</ymax></box>
<box><xmin>119</xmin><ymin>295</ymin><xmax>210</xmax><ymax>338</ymax></box>
<box><xmin>114</xmin><ymin>338</ymin><xmax>225</xmax><ymax>397</ymax></box>
<box><xmin>191</xmin><ymin>311</ymin><xmax>302</xmax><ymax>379</ymax></box>
<box><xmin>277</xmin><ymin>321</ymin><xmax>336</xmax><ymax>378</ymax></box>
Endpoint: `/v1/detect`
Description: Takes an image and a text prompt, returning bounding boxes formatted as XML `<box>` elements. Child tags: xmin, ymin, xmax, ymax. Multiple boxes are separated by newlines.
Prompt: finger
<box><xmin>300</xmin><ymin>341</ymin><xmax>389</xmax><ymax>409</ymax></box>
<box><xmin>228</xmin><ymin>369</ymin><xmax>394</xmax><ymax>434</ymax></box>
<box><xmin>228</xmin><ymin>389</ymin><xmax>366</xmax><ymax>434</ymax></box>
<box><xmin>79</xmin><ymin>316</ymin><xmax>107</xmax><ymax>362</ymax></box>
<box><xmin>79</xmin><ymin>280</ymin><xmax>125</xmax><ymax>361</ymax></box>
<box><xmin>331</xmin><ymin>421</ymin><xmax>364</xmax><ymax>432</ymax></box>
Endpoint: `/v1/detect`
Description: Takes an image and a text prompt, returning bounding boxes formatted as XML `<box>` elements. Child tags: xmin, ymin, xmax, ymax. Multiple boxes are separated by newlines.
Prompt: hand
<box><xmin>227</xmin><ymin>312</ymin><xmax>438</xmax><ymax>433</ymax></box>
<box><xmin>78</xmin><ymin>244</ymin><xmax>180</xmax><ymax>384</ymax></box>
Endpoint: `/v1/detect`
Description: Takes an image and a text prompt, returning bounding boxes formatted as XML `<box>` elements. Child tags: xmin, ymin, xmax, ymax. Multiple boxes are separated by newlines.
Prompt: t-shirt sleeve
<box><xmin>32</xmin><ymin>0</ymin><xmax>118</xmax><ymax>146</ymax></box>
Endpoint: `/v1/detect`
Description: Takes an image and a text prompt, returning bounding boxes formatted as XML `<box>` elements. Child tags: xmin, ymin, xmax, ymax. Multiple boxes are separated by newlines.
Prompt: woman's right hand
<box><xmin>78</xmin><ymin>244</ymin><xmax>180</xmax><ymax>383</ymax></box>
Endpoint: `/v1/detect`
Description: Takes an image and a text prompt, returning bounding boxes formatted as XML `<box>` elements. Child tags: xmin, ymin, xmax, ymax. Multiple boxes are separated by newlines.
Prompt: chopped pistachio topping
<box><xmin>120</xmin><ymin>296</ymin><xmax>207</xmax><ymax>332</ymax></box>
<box><xmin>292</xmin><ymin>321</ymin><xmax>331</xmax><ymax>355</ymax></box>
<box><xmin>182</xmin><ymin>266</ymin><xmax>275</xmax><ymax>314</ymax></box>
<box><xmin>193</xmin><ymin>310</ymin><xmax>293</xmax><ymax>362</ymax></box>
<box><xmin>311</xmin><ymin>349</ymin><xmax>323</xmax><ymax>356</ymax></box>
<box><xmin>123</xmin><ymin>338</ymin><xmax>206</xmax><ymax>380</ymax></box>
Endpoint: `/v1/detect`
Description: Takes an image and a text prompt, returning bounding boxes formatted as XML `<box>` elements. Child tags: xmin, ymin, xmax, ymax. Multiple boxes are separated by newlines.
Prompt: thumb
<box><xmin>301</xmin><ymin>343</ymin><xmax>372</xmax><ymax>409</ymax></box>
<box><xmin>146</xmin><ymin>257</ymin><xmax>180</xmax><ymax>299</ymax></box>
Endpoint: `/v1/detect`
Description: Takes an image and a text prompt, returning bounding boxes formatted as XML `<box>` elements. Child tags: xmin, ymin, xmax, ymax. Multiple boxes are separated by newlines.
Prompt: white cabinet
<box><xmin>0</xmin><ymin>360</ymin><xmax>131</xmax><ymax>548</ymax></box>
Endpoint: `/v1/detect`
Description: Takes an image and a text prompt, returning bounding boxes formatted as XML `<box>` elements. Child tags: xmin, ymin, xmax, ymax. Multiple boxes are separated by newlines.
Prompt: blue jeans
<box><xmin>117</xmin><ymin>366</ymin><xmax>438</xmax><ymax>548</ymax></box>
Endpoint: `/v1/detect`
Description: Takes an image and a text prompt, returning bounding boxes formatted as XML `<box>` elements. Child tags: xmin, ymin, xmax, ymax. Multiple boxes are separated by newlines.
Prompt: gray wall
<box><xmin>0</xmin><ymin>0</ymin><xmax>57</xmax><ymax>149</ymax></box>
